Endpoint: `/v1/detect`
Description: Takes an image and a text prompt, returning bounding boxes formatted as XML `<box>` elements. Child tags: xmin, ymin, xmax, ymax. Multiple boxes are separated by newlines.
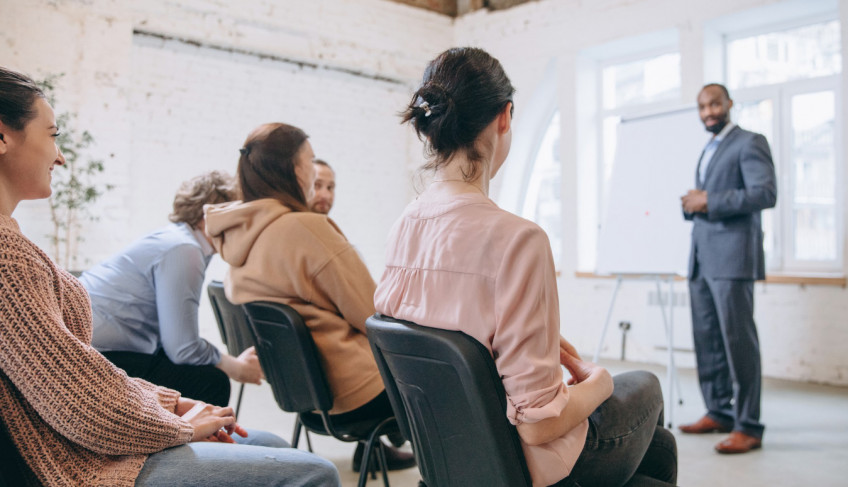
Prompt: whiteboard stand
<box><xmin>592</xmin><ymin>274</ymin><xmax>684</xmax><ymax>428</ymax></box>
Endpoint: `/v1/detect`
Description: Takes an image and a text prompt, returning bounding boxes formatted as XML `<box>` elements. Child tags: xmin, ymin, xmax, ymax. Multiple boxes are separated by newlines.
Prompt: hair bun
<box><xmin>399</xmin><ymin>47</ymin><xmax>515</xmax><ymax>176</ymax></box>
<box><xmin>417</xmin><ymin>83</ymin><xmax>453</xmax><ymax>118</ymax></box>
<box><xmin>408</xmin><ymin>82</ymin><xmax>457</xmax><ymax>139</ymax></box>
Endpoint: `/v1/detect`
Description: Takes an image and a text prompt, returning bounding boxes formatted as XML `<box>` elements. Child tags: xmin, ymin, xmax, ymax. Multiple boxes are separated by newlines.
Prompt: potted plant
<box><xmin>37</xmin><ymin>75</ymin><xmax>113</xmax><ymax>271</ymax></box>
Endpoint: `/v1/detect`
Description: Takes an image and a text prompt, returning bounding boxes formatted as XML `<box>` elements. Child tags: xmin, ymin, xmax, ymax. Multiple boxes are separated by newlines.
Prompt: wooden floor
<box><xmin>233</xmin><ymin>359</ymin><xmax>848</xmax><ymax>487</ymax></box>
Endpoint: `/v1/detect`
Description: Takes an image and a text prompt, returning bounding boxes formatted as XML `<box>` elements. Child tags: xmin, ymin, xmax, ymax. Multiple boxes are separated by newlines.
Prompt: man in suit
<box><xmin>679</xmin><ymin>83</ymin><xmax>777</xmax><ymax>454</ymax></box>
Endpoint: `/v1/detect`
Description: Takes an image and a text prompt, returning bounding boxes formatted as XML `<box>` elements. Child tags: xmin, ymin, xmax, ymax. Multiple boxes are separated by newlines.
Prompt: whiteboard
<box><xmin>596</xmin><ymin>107</ymin><xmax>707</xmax><ymax>276</ymax></box>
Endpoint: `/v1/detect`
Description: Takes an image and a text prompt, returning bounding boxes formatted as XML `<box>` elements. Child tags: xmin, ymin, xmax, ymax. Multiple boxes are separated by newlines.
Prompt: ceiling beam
<box><xmin>456</xmin><ymin>0</ymin><xmax>485</xmax><ymax>16</ymax></box>
<box><xmin>385</xmin><ymin>0</ymin><xmax>534</xmax><ymax>18</ymax></box>
<box><xmin>486</xmin><ymin>0</ymin><xmax>536</xmax><ymax>11</ymax></box>
<box><xmin>388</xmin><ymin>0</ymin><xmax>458</xmax><ymax>17</ymax></box>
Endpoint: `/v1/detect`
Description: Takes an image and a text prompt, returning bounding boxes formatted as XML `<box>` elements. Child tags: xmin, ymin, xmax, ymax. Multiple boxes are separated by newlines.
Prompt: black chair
<box><xmin>207</xmin><ymin>281</ymin><xmax>255</xmax><ymax>418</ymax></box>
<box><xmin>208</xmin><ymin>282</ymin><xmax>315</xmax><ymax>449</ymax></box>
<box><xmin>0</xmin><ymin>411</ymin><xmax>35</xmax><ymax>486</ymax></box>
<box><xmin>243</xmin><ymin>301</ymin><xmax>398</xmax><ymax>487</ymax></box>
<box><xmin>365</xmin><ymin>314</ymin><xmax>535</xmax><ymax>487</ymax></box>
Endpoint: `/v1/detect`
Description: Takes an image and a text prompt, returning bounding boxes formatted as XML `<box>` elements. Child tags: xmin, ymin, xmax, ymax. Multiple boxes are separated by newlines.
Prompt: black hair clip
<box><xmin>239</xmin><ymin>147</ymin><xmax>250</xmax><ymax>156</ymax></box>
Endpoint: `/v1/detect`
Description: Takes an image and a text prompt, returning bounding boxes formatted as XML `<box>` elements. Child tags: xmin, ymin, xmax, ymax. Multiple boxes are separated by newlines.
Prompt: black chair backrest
<box><xmin>207</xmin><ymin>281</ymin><xmax>255</xmax><ymax>356</ymax></box>
<box><xmin>242</xmin><ymin>301</ymin><xmax>333</xmax><ymax>413</ymax></box>
<box><xmin>0</xmin><ymin>400</ymin><xmax>34</xmax><ymax>486</ymax></box>
<box><xmin>366</xmin><ymin>314</ymin><xmax>533</xmax><ymax>487</ymax></box>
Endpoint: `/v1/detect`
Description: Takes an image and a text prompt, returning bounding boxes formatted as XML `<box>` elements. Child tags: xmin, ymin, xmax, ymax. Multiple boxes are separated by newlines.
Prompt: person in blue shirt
<box><xmin>81</xmin><ymin>170</ymin><xmax>262</xmax><ymax>406</ymax></box>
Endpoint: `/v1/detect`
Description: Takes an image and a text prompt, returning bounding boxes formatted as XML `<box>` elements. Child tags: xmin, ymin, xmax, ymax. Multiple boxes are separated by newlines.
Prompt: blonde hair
<box><xmin>169</xmin><ymin>170</ymin><xmax>239</xmax><ymax>228</ymax></box>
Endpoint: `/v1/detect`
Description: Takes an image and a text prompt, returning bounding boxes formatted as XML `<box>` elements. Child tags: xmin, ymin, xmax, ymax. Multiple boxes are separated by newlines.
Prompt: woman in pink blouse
<box><xmin>374</xmin><ymin>48</ymin><xmax>678</xmax><ymax>487</ymax></box>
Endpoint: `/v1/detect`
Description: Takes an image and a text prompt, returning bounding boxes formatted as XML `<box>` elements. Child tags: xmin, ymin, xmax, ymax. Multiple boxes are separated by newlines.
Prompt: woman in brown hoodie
<box><xmin>205</xmin><ymin>122</ymin><xmax>415</xmax><ymax>472</ymax></box>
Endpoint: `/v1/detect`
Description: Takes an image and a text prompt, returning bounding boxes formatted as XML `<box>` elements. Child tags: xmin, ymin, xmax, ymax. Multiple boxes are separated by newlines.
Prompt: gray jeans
<box><xmin>135</xmin><ymin>429</ymin><xmax>340</xmax><ymax>487</ymax></box>
<box><xmin>564</xmin><ymin>371</ymin><xmax>678</xmax><ymax>487</ymax></box>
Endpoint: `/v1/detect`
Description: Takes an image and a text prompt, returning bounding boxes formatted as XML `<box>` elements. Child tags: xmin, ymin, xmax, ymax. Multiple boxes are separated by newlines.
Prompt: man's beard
<box><xmin>705</xmin><ymin>116</ymin><xmax>729</xmax><ymax>134</ymax></box>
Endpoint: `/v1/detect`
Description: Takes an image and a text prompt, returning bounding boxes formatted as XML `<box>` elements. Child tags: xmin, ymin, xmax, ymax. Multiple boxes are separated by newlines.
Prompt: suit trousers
<box><xmin>688</xmin><ymin>268</ymin><xmax>765</xmax><ymax>439</ymax></box>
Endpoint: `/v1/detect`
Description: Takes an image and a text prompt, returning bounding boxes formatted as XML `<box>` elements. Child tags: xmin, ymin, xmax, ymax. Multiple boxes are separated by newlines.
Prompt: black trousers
<box><xmin>102</xmin><ymin>350</ymin><xmax>231</xmax><ymax>407</ymax></box>
<box><xmin>331</xmin><ymin>391</ymin><xmax>405</xmax><ymax>447</ymax></box>
<box><xmin>329</xmin><ymin>391</ymin><xmax>394</xmax><ymax>423</ymax></box>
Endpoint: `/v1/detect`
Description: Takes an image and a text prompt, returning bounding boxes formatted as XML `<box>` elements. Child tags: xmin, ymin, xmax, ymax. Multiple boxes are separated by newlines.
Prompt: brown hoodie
<box><xmin>204</xmin><ymin>198</ymin><xmax>384</xmax><ymax>414</ymax></box>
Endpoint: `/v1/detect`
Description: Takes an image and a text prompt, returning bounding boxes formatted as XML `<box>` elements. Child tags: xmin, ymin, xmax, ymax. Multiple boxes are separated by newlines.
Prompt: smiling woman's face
<box><xmin>0</xmin><ymin>97</ymin><xmax>66</xmax><ymax>210</ymax></box>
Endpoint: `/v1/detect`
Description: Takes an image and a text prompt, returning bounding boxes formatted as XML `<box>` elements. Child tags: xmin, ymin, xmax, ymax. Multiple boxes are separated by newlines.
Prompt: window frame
<box><xmin>724</xmin><ymin>16</ymin><xmax>843</xmax><ymax>274</ymax></box>
<box><xmin>596</xmin><ymin>47</ymin><xmax>683</xmax><ymax>232</ymax></box>
<box><xmin>519</xmin><ymin>107</ymin><xmax>560</xmax><ymax>220</ymax></box>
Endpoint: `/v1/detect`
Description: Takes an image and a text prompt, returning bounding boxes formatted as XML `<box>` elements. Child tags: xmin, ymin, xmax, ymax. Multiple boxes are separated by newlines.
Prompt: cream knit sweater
<box><xmin>0</xmin><ymin>214</ymin><xmax>194</xmax><ymax>486</ymax></box>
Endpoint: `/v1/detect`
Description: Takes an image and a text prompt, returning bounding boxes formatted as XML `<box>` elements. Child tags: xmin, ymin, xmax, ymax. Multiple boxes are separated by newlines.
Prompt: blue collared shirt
<box><xmin>80</xmin><ymin>222</ymin><xmax>221</xmax><ymax>366</ymax></box>
<box><xmin>699</xmin><ymin>121</ymin><xmax>736</xmax><ymax>183</ymax></box>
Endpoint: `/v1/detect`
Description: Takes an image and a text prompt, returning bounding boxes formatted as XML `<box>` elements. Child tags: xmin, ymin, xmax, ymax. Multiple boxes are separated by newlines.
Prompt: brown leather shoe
<box><xmin>678</xmin><ymin>415</ymin><xmax>732</xmax><ymax>434</ymax></box>
<box><xmin>715</xmin><ymin>431</ymin><xmax>762</xmax><ymax>454</ymax></box>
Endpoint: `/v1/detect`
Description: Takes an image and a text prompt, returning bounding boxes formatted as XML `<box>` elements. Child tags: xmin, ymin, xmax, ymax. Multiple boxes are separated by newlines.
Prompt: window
<box><xmin>521</xmin><ymin>112</ymin><xmax>562</xmax><ymax>268</ymax></box>
<box><xmin>599</xmin><ymin>52</ymin><xmax>681</xmax><ymax>204</ymax></box>
<box><xmin>726</xmin><ymin>18</ymin><xmax>843</xmax><ymax>272</ymax></box>
<box><xmin>727</xmin><ymin>20</ymin><xmax>841</xmax><ymax>88</ymax></box>
<box><xmin>602</xmin><ymin>53</ymin><xmax>681</xmax><ymax>109</ymax></box>
<box><xmin>570</xmin><ymin>30</ymin><xmax>681</xmax><ymax>272</ymax></box>
<box><xmin>522</xmin><ymin>47</ymin><xmax>681</xmax><ymax>271</ymax></box>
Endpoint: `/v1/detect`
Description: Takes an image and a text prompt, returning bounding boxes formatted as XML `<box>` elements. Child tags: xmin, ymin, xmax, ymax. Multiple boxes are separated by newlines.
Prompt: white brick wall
<box><xmin>1</xmin><ymin>0</ymin><xmax>451</xmax><ymax>271</ymax></box>
<box><xmin>127</xmin><ymin>32</ymin><xmax>414</xmax><ymax>274</ymax></box>
<box><xmin>1</xmin><ymin>0</ymin><xmax>450</xmax><ymax>352</ymax></box>
<box><xmin>2</xmin><ymin>0</ymin><xmax>846</xmax><ymax>385</ymax></box>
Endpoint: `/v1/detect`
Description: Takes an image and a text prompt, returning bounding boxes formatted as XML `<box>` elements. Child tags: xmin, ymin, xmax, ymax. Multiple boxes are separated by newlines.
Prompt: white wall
<box><xmin>456</xmin><ymin>0</ymin><xmax>848</xmax><ymax>385</ymax></box>
<box><xmin>1</xmin><ymin>0</ymin><xmax>451</xmax><ymax>349</ymax></box>
<box><xmin>2</xmin><ymin>0</ymin><xmax>846</xmax><ymax>385</ymax></box>
<box><xmin>1</xmin><ymin>0</ymin><xmax>452</xmax><ymax>273</ymax></box>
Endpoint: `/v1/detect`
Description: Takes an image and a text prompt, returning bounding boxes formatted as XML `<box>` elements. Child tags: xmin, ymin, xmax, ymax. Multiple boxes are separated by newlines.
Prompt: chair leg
<box><xmin>357</xmin><ymin>417</ymin><xmax>396</xmax><ymax>487</ymax></box>
<box><xmin>234</xmin><ymin>383</ymin><xmax>245</xmax><ymax>419</ymax></box>
<box><xmin>291</xmin><ymin>417</ymin><xmax>302</xmax><ymax>449</ymax></box>
<box><xmin>378</xmin><ymin>442</ymin><xmax>390</xmax><ymax>487</ymax></box>
<box><xmin>356</xmin><ymin>438</ymin><xmax>377</xmax><ymax>487</ymax></box>
<box><xmin>359</xmin><ymin>440</ymin><xmax>378</xmax><ymax>480</ymax></box>
<box><xmin>291</xmin><ymin>417</ymin><xmax>314</xmax><ymax>452</ymax></box>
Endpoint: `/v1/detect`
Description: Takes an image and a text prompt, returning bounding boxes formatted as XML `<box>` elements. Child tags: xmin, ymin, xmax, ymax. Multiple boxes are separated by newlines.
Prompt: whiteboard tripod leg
<box><xmin>594</xmin><ymin>275</ymin><xmax>623</xmax><ymax>363</ymax></box>
<box><xmin>656</xmin><ymin>277</ymin><xmax>683</xmax><ymax>427</ymax></box>
<box><xmin>667</xmin><ymin>277</ymin><xmax>684</xmax><ymax>406</ymax></box>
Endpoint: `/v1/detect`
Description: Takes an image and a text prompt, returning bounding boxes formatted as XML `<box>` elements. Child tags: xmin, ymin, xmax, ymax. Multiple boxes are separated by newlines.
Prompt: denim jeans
<box><xmin>135</xmin><ymin>428</ymin><xmax>341</xmax><ymax>487</ymax></box>
<box><xmin>566</xmin><ymin>371</ymin><xmax>678</xmax><ymax>487</ymax></box>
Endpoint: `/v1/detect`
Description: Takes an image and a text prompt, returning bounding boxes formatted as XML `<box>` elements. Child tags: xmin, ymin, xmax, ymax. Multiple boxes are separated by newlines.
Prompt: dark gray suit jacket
<box><xmin>685</xmin><ymin>126</ymin><xmax>777</xmax><ymax>280</ymax></box>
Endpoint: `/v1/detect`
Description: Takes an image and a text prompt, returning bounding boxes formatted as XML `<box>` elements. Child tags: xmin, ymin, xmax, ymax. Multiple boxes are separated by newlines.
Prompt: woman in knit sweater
<box><xmin>0</xmin><ymin>66</ymin><xmax>339</xmax><ymax>487</ymax></box>
<box><xmin>204</xmin><ymin>122</ymin><xmax>415</xmax><ymax>472</ymax></box>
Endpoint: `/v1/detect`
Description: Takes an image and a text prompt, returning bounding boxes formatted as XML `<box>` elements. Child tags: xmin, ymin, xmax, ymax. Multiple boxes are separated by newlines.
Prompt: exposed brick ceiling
<box><xmin>385</xmin><ymin>0</ymin><xmax>537</xmax><ymax>18</ymax></box>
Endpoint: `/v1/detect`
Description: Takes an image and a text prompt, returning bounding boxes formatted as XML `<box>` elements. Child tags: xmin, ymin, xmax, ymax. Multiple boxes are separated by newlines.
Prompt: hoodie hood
<box><xmin>204</xmin><ymin>199</ymin><xmax>291</xmax><ymax>267</ymax></box>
